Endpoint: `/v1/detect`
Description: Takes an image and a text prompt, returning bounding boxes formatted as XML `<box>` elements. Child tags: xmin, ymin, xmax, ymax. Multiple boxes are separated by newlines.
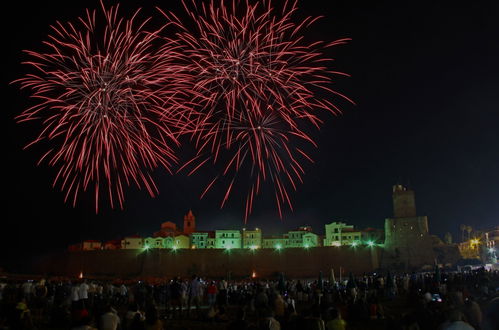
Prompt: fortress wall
<box><xmin>37</xmin><ymin>246</ymin><xmax>381</xmax><ymax>278</ymax></box>
<box><xmin>383</xmin><ymin>216</ymin><xmax>435</xmax><ymax>269</ymax></box>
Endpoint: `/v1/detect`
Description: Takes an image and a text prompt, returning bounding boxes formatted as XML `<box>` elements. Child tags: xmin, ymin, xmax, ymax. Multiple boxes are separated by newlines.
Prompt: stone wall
<box><xmin>36</xmin><ymin>246</ymin><xmax>382</xmax><ymax>279</ymax></box>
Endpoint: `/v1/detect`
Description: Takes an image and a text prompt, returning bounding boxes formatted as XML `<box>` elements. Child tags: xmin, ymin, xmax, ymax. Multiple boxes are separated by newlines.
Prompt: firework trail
<box><xmin>163</xmin><ymin>0</ymin><xmax>353</xmax><ymax>219</ymax></box>
<box><xmin>15</xmin><ymin>1</ymin><xmax>188</xmax><ymax>212</ymax></box>
<box><xmin>180</xmin><ymin>100</ymin><xmax>318</xmax><ymax>220</ymax></box>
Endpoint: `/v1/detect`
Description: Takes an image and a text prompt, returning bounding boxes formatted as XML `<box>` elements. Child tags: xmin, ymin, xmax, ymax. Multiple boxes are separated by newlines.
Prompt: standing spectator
<box><xmin>259</xmin><ymin>307</ymin><xmax>281</xmax><ymax>330</ymax></box>
<box><xmin>79</xmin><ymin>280</ymin><xmax>89</xmax><ymax>307</ymax></box>
<box><xmin>218</xmin><ymin>279</ymin><xmax>228</xmax><ymax>306</ymax></box>
<box><xmin>0</xmin><ymin>280</ymin><xmax>6</xmax><ymax>302</ymax></box>
<box><xmin>273</xmin><ymin>292</ymin><xmax>286</xmax><ymax>319</ymax></box>
<box><xmin>144</xmin><ymin>306</ymin><xmax>163</xmax><ymax>330</ymax></box>
<box><xmin>325</xmin><ymin>308</ymin><xmax>346</xmax><ymax>330</ymax></box>
<box><xmin>439</xmin><ymin>310</ymin><xmax>474</xmax><ymax>330</ymax></box>
<box><xmin>169</xmin><ymin>277</ymin><xmax>183</xmax><ymax>318</ymax></box>
<box><xmin>207</xmin><ymin>281</ymin><xmax>218</xmax><ymax>307</ymax></box>
<box><xmin>228</xmin><ymin>308</ymin><xmax>249</xmax><ymax>330</ymax></box>
<box><xmin>482</xmin><ymin>297</ymin><xmax>499</xmax><ymax>330</ymax></box>
<box><xmin>187</xmin><ymin>275</ymin><xmax>202</xmax><ymax>317</ymax></box>
<box><xmin>33</xmin><ymin>280</ymin><xmax>47</xmax><ymax>322</ymax></box>
<box><xmin>464</xmin><ymin>296</ymin><xmax>482</xmax><ymax>330</ymax></box>
<box><xmin>22</xmin><ymin>280</ymin><xmax>33</xmax><ymax>302</ymax></box>
<box><xmin>119</xmin><ymin>284</ymin><xmax>128</xmax><ymax>306</ymax></box>
<box><xmin>100</xmin><ymin>305</ymin><xmax>120</xmax><ymax>330</ymax></box>
<box><xmin>71</xmin><ymin>283</ymin><xmax>80</xmax><ymax>307</ymax></box>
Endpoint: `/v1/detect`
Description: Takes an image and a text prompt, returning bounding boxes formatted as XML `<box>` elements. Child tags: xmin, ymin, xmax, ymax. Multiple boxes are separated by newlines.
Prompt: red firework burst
<box><xmin>15</xmin><ymin>1</ymin><xmax>187</xmax><ymax>212</ymax></box>
<box><xmin>180</xmin><ymin>100</ymin><xmax>317</xmax><ymax>220</ymax></box>
<box><xmin>164</xmin><ymin>0</ymin><xmax>353</xmax><ymax>220</ymax></box>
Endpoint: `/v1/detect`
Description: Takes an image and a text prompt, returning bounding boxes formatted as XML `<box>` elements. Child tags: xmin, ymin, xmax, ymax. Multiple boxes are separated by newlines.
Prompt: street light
<box><xmin>367</xmin><ymin>240</ymin><xmax>375</xmax><ymax>247</ymax></box>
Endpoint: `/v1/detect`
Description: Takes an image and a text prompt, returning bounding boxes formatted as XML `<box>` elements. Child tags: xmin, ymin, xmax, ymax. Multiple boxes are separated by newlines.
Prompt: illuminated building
<box><xmin>144</xmin><ymin>237</ymin><xmax>166</xmax><ymax>249</ymax></box>
<box><xmin>339</xmin><ymin>228</ymin><xmax>362</xmax><ymax>246</ymax></box>
<box><xmin>174</xmin><ymin>235</ymin><xmax>190</xmax><ymax>249</ymax></box>
<box><xmin>207</xmin><ymin>234</ymin><xmax>216</xmax><ymax>249</ymax></box>
<box><xmin>262</xmin><ymin>236</ymin><xmax>285</xmax><ymax>249</ymax></box>
<box><xmin>303</xmin><ymin>232</ymin><xmax>320</xmax><ymax>247</ymax></box>
<box><xmin>242</xmin><ymin>228</ymin><xmax>262</xmax><ymax>249</ymax></box>
<box><xmin>284</xmin><ymin>226</ymin><xmax>313</xmax><ymax>248</ymax></box>
<box><xmin>103</xmin><ymin>240</ymin><xmax>121</xmax><ymax>250</ymax></box>
<box><xmin>215</xmin><ymin>230</ymin><xmax>242</xmax><ymax>249</ymax></box>
<box><xmin>324</xmin><ymin>221</ymin><xmax>353</xmax><ymax>246</ymax></box>
<box><xmin>190</xmin><ymin>232</ymin><xmax>210</xmax><ymax>249</ymax></box>
<box><xmin>121</xmin><ymin>235</ymin><xmax>144</xmax><ymax>249</ymax></box>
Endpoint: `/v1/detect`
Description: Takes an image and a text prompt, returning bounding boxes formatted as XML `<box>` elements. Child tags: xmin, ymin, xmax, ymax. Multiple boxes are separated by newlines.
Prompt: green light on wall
<box><xmin>351</xmin><ymin>242</ymin><xmax>358</xmax><ymax>247</ymax></box>
<box><xmin>143</xmin><ymin>244</ymin><xmax>151</xmax><ymax>251</ymax></box>
<box><xmin>275</xmin><ymin>244</ymin><xmax>282</xmax><ymax>250</ymax></box>
<box><xmin>367</xmin><ymin>240</ymin><xmax>375</xmax><ymax>247</ymax></box>
<box><xmin>304</xmin><ymin>244</ymin><xmax>310</xmax><ymax>249</ymax></box>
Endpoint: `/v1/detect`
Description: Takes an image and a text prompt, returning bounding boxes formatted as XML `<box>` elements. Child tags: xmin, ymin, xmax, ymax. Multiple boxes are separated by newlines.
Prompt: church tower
<box><xmin>183</xmin><ymin>210</ymin><xmax>196</xmax><ymax>235</ymax></box>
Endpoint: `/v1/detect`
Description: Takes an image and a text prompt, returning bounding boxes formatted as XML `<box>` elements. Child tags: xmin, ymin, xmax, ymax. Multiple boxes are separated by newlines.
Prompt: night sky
<box><xmin>3</xmin><ymin>0</ymin><xmax>499</xmax><ymax>271</ymax></box>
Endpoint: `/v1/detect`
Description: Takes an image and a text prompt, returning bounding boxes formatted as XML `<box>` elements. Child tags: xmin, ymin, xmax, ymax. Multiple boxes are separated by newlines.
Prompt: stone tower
<box><xmin>383</xmin><ymin>185</ymin><xmax>434</xmax><ymax>269</ymax></box>
<box><xmin>393</xmin><ymin>184</ymin><xmax>416</xmax><ymax>218</ymax></box>
<box><xmin>183</xmin><ymin>210</ymin><xmax>196</xmax><ymax>235</ymax></box>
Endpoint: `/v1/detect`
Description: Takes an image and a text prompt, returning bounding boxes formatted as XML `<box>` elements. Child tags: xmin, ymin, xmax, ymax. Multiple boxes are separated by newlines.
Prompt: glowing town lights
<box><xmin>489</xmin><ymin>247</ymin><xmax>496</xmax><ymax>253</ymax></box>
<box><xmin>171</xmin><ymin>246</ymin><xmax>178</xmax><ymax>251</ymax></box>
<box><xmin>250</xmin><ymin>245</ymin><xmax>258</xmax><ymax>251</ymax></box>
<box><xmin>275</xmin><ymin>244</ymin><xmax>283</xmax><ymax>250</ymax></box>
<box><xmin>143</xmin><ymin>244</ymin><xmax>151</xmax><ymax>251</ymax></box>
<box><xmin>367</xmin><ymin>240</ymin><xmax>375</xmax><ymax>247</ymax></box>
<box><xmin>252</xmin><ymin>271</ymin><xmax>257</xmax><ymax>278</ymax></box>
<box><xmin>351</xmin><ymin>242</ymin><xmax>358</xmax><ymax>247</ymax></box>
<box><xmin>78</xmin><ymin>271</ymin><xmax>83</xmax><ymax>279</ymax></box>
<box><xmin>304</xmin><ymin>244</ymin><xmax>310</xmax><ymax>249</ymax></box>
<box><xmin>470</xmin><ymin>239</ymin><xmax>480</xmax><ymax>247</ymax></box>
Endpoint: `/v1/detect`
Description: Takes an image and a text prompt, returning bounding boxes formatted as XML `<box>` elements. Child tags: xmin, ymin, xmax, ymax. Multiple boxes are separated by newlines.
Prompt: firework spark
<box><xmin>164</xmin><ymin>0</ymin><xmax>352</xmax><ymax>219</ymax></box>
<box><xmin>15</xmin><ymin>1</ymin><xmax>187</xmax><ymax>212</ymax></box>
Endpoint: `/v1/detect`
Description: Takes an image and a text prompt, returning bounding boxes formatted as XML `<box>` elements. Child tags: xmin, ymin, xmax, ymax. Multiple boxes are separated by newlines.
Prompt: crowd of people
<box><xmin>0</xmin><ymin>268</ymin><xmax>498</xmax><ymax>330</ymax></box>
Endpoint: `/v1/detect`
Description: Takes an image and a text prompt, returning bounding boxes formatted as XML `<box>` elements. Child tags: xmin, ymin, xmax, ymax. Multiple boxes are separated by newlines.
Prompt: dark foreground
<box><xmin>0</xmin><ymin>268</ymin><xmax>498</xmax><ymax>329</ymax></box>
